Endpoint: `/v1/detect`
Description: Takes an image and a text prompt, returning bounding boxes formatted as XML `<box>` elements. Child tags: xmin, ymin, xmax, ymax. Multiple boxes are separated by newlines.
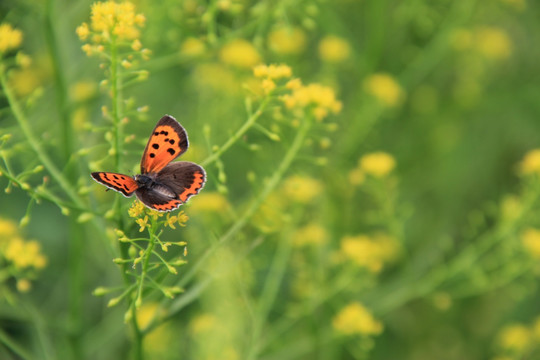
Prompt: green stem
<box><xmin>0</xmin><ymin>328</ymin><xmax>33</xmax><ymax>360</ymax></box>
<box><xmin>0</xmin><ymin>65</ymin><xmax>85</xmax><ymax>209</ymax></box>
<box><xmin>200</xmin><ymin>97</ymin><xmax>271</xmax><ymax>167</ymax></box>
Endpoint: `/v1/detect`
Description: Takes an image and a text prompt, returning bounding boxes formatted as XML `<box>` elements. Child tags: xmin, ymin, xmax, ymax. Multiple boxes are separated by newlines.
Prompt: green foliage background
<box><xmin>1</xmin><ymin>0</ymin><xmax>540</xmax><ymax>359</ymax></box>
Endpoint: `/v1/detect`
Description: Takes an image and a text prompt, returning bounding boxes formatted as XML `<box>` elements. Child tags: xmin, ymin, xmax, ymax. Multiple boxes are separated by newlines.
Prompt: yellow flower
<box><xmin>189</xmin><ymin>192</ymin><xmax>229</xmax><ymax>213</ymax></box>
<box><xmin>136</xmin><ymin>215</ymin><xmax>149</xmax><ymax>232</ymax></box>
<box><xmin>281</xmin><ymin>83</ymin><xmax>342</xmax><ymax>121</ymax></box>
<box><xmin>318</xmin><ymin>35</ymin><xmax>351</xmax><ymax>63</ymax></box>
<box><xmin>5</xmin><ymin>238</ymin><xmax>47</xmax><ymax>270</ymax></box>
<box><xmin>253</xmin><ymin>64</ymin><xmax>293</xmax><ymax>80</ymax></box>
<box><xmin>0</xmin><ymin>23</ymin><xmax>23</xmax><ymax>53</ymax></box>
<box><xmin>9</xmin><ymin>68</ymin><xmax>43</xmax><ymax>97</ymax></box>
<box><xmin>497</xmin><ymin>324</ymin><xmax>532</xmax><ymax>352</ymax></box>
<box><xmin>71</xmin><ymin>81</ymin><xmax>98</xmax><ymax>102</ymax></box>
<box><xmin>219</xmin><ymin>39</ymin><xmax>261</xmax><ymax>68</ymax></box>
<box><xmin>332</xmin><ymin>302</ymin><xmax>383</xmax><ymax>336</ymax></box>
<box><xmin>364</xmin><ymin>73</ymin><xmax>404</xmax><ymax>107</ymax></box>
<box><xmin>129</xmin><ymin>200</ymin><xmax>145</xmax><ymax>218</ymax></box>
<box><xmin>340</xmin><ymin>234</ymin><xmax>399</xmax><ymax>273</ymax></box>
<box><xmin>180</xmin><ymin>37</ymin><xmax>206</xmax><ymax>58</ymax></box>
<box><xmin>282</xmin><ymin>175</ymin><xmax>323</xmax><ymax>204</ymax></box>
<box><xmin>521</xmin><ymin>228</ymin><xmax>540</xmax><ymax>259</ymax></box>
<box><xmin>475</xmin><ymin>26</ymin><xmax>512</xmax><ymax>60</ymax></box>
<box><xmin>292</xmin><ymin>223</ymin><xmax>328</xmax><ymax>247</ymax></box>
<box><xmin>16</xmin><ymin>279</ymin><xmax>32</xmax><ymax>292</ymax></box>
<box><xmin>268</xmin><ymin>27</ymin><xmax>307</xmax><ymax>55</ymax></box>
<box><xmin>518</xmin><ymin>149</ymin><xmax>540</xmax><ymax>176</ymax></box>
<box><xmin>0</xmin><ymin>218</ymin><xmax>18</xmax><ymax>243</ymax></box>
<box><xmin>359</xmin><ymin>152</ymin><xmax>396</xmax><ymax>178</ymax></box>
<box><xmin>76</xmin><ymin>23</ymin><xmax>90</xmax><ymax>41</ymax></box>
<box><xmin>193</xmin><ymin>63</ymin><xmax>239</xmax><ymax>94</ymax></box>
<box><xmin>190</xmin><ymin>314</ymin><xmax>217</xmax><ymax>335</ymax></box>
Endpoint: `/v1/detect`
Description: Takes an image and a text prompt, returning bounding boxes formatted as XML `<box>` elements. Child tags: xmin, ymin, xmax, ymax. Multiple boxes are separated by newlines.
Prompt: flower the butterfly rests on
<box><xmin>91</xmin><ymin>115</ymin><xmax>206</xmax><ymax>211</ymax></box>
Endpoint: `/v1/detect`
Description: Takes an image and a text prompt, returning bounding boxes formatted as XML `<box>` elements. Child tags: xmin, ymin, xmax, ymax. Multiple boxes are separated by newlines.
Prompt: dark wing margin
<box><xmin>91</xmin><ymin>172</ymin><xmax>138</xmax><ymax>197</ymax></box>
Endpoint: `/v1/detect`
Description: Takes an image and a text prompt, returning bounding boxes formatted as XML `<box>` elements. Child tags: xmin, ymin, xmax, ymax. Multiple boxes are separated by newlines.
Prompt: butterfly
<box><xmin>91</xmin><ymin>115</ymin><xmax>206</xmax><ymax>211</ymax></box>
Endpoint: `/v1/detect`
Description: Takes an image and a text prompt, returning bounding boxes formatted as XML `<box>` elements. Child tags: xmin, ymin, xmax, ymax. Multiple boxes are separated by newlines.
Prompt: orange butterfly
<box><xmin>91</xmin><ymin>115</ymin><xmax>206</xmax><ymax>211</ymax></box>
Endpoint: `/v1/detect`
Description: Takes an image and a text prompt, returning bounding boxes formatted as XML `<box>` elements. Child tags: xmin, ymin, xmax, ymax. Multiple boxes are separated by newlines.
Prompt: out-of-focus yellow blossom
<box><xmin>340</xmin><ymin>234</ymin><xmax>399</xmax><ymax>273</ymax></box>
<box><xmin>5</xmin><ymin>238</ymin><xmax>47</xmax><ymax>269</ymax></box>
<box><xmin>16</xmin><ymin>279</ymin><xmax>32</xmax><ymax>292</ymax></box>
<box><xmin>180</xmin><ymin>37</ymin><xmax>206</xmax><ymax>58</ymax></box>
<box><xmin>71</xmin><ymin>81</ymin><xmax>98</xmax><ymax>102</ymax></box>
<box><xmin>252</xmin><ymin>193</ymin><xmax>287</xmax><ymax>233</ymax></box>
<box><xmin>318</xmin><ymin>35</ymin><xmax>351</xmax><ymax>63</ymax></box>
<box><xmin>497</xmin><ymin>324</ymin><xmax>532</xmax><ymax>352</ymax></box>
<box><xmin>332</xmin><ymin>302</ymin><xmax>383</xmax><ymax>336</ymax></box>
<box><xmin>281</xmin><ymin>83</ymin><xmax>342</xmax><ymax>121</ymax></box>
<box><xmin>219</xmin><ymin>39</ymin><xmax>261</xmax><ymax>68</ymax></box>
<box><xmin>500</xmin><ymin>0</ymin><xmax>526</xmax><ymax>11</ymax></box>
<box><xmin>193</xmin><ymin>63</ymin><xmax>239</xmax><ymax>94</ymax></box>
<box><xmin>475</xmin><ymin>27</ymin><xmax>512</xmax><ymax>60</ymax></box>
<box><xmin>15</xmin><ymin>52</ymin><xmax>32</xmax><ymax>68</ymax></box>
<box><xmin>268</xmin><ymin>27</ymin><xmax>307</xmax><ymax>55</ymax></box>
<box><xmin>0</xmin><ymin>218</ymin><xmax>18</xmax><ymax>242</ymax></box>
<box><xmin>532</xmin><ymin>316</ymin><xmax>540</xmax><ymax>339</ymax></box>
<box><xmin>359</xmin><ymin>152</ymin><xmax>396</xmax><ymax>178</ymax></box>
<box><xmin>90</xmin><ymin>1</ymin><xmax>145</xmax><ymax>40</ymax></box>
<box><xmin>9</xmin><ymin>68</ymin><xmax>43</xmax><ymax>97</ymax></box>
<box><xmin>293</xmin><ymin>223</ymin><xmax>328</xmax><ymax>247</ymax></box>
<box><xmin>137</xmin><ymin>302</ymin><xmax>175</xmax><ymax>357</ymax></box>
<box><xmin>521</xmin><ymin>228</ymin><xmax>540</xmax><ymax>259</ymax></box>
<box><xmin>253</xmin><ymin>64</ymin><xmax>293</xmax><ymax>81</ymax></box>
<box><xmin>364</xmin><ymin>73</ymin><xmax>404</xmax><ymax>107</ymax></box>
<box><xmin>190</xmin><ymin>314</ymin><xmax>217</xmax><ymax>335</ymax></box>
<box><xmin>0</xmin><ymin>23</ymin><xmax>23</xmax><ymax>53</ymax></box>
<box><xmin>282</xmin><ymin>175</ymin><xmax>323</xmax><ymax>203</ymax></box>
<box><xmin>518</xmin><ymin>149</ymin><xmax>540</xmax><ymax>176</ymax></box>
<box><xmin>189</xmin><ymin>192</ymin><xmax>230</xmax><ymax>213</ymax></box>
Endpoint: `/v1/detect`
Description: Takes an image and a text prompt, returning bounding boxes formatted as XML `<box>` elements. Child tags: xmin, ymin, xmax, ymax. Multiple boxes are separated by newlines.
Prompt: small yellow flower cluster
<box><xmin>268</xmin><ymin>27</ymin><xmax>307</xmax><ymax>55</ymax></box>
<box><xmin>0</xmin><ymin>23</ymin><xmax>23</xmax><ymax>54</ymax></box>
<box><xmin>128</xmin><ymin>200</ymin><xmax>188</xmax><ymax>232</ymax></box>
<box><xmin>219</xmin><ymin>39</ymin><xmax>261</xmax><ymax>69</ymax></box>
<box><xmin>450</xmin><ymin>26</ymin><xmax>512</xmax><ymax>60</ymax></box>
<box><xmin>363</xmin><ymin>73</ymin><xmax>404</xmax><ymax>108</ymax></box>
<box><xmin>77</xmin><ymin>1</ymin><xmax>147</xmax><ymax>58</ymax></box>
<box><xmin>521</xmin><ymin>228</ymin><xmax>540</xmax><ymax>259</ymax></box>
<box><xmin>0</xmin><ymin>218</ymin><xmax>47</xmax><ymax>293</ymax></box>
<box><xmin>518</xmin><ymin>149</ymin><xmax>540</xmax><ymax>176</ymax></box>
<box><xmin>292</xmin><ymin>223</ymin><xmax>328</xmax><ymax>247</ymax></box>
<box><xmin>349</xmin><ymin>151</ymin><xmax>396</xmax><ymax>185</ymax></box>
<box><xmin>252</xmin><ymin>64</ymin><xmax>342</xmax><ymax>121</ymax></box>
<box><xmin>318</xmin><ymin>35</ymin><xmax>351</xmax><ymax>63</ymax></box>
<box><xmin>282</xmin><ymin>175</ymin><xmax>323</xmax><ymax>204</ymax></box>
<box><xmin>189</xmin><ymin>192</ymin><xmax>230</xmax><ymax>213</ymax></box>
<box><xmin>492</xmin><ymin>315</ymin><xmax>540</xmax><ymax>358</ymax></box>
<box><xmin>332</xmin><ymin>302</ymin><xmax>383</xmax><ymax>336</ymax></box>
<box><xmin>340</xmin><ymin>234</ymin><xmax>400</xmax><ymax>273</ymax></box>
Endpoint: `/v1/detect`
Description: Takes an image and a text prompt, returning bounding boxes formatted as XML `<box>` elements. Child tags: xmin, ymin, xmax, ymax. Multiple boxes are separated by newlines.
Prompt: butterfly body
<box><xmin>91</xmin><ymin>115</ymin><xmax>206</xmax><ymax>212</ymax></box>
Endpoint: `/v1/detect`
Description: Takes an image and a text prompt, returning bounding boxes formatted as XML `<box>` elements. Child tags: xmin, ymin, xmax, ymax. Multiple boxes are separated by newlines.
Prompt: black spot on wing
<box><xmin>152</xmin><ymin>143</ymin><xmax>159</xmax><ymax>149</ymax></box>
<box><xmin>167</xmin><ymin>148</ymin><xmax>176</xmax><ymax>155</ymax></box>
<box><xmin>149</xmin><ymin>153</ymin><xmax>155</xmax><ymax>158</ymax></box>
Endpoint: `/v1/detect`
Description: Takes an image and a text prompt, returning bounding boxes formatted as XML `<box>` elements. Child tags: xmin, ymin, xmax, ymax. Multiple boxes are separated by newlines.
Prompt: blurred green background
<box><xmin>1</xmin><ymin>0</ymin><xmax>540</xmax><ymax>359</ymax></box>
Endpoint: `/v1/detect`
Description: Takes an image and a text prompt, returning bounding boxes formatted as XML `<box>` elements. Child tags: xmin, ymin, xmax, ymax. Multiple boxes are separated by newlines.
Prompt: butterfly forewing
<box><xmin>91</xmin><ymin>172</ymin><xmax>138</xmax><ymax>197</ymax></box>
<box><xmin>140</xmin><ymin>115</ymin><xmax>189</xmax><ymax>174</ymax></box>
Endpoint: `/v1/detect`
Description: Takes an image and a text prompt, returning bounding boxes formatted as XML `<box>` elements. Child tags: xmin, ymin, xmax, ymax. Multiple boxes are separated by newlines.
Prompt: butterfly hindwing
<box><xmin>91</xmin><ymin>172</ymin><xmax>138</xmax><ymax>197</ymax></box>
<box><xmin>140</xmin><ymin>115</ymin><xmax>189</xmax><ymax>174</ymax></box>
<box><xmin>157</xmin><ymin>161</ymin><xmax>206</xmax><ymax>202</ymax></box>
<box><xmin>134</xmin><ymin>162</ymin><xmax>206</xmax><ymax>212</ymax></box>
